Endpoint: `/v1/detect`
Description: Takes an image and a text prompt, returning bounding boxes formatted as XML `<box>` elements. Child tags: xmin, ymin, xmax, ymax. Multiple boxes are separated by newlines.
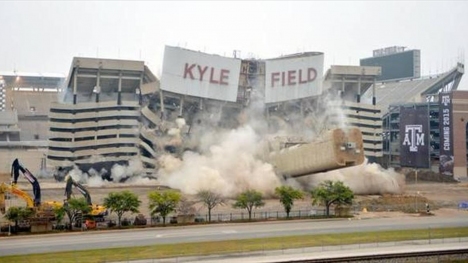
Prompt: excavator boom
<box><xmin>64</xmin><ymin>175</ymin><xmax>107</xmax><ymax>218</ymax></box>
<box><xmin>65</xmin><ymin>176</ymin><xmax>92</xmax><ymax>205</ymax></box>
<box><xmin>0</xmin><ymin>183</ymin><xmax>35</xmax><ymax>214</ymax></box>
<box><xmin>11</xmin><ymin>159</ymin><xmax>41</xmax><ymax>207</ymax></box>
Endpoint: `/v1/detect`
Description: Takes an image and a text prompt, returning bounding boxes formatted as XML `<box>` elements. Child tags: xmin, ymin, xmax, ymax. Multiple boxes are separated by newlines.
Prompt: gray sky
<box><xmin>1</xmin><ymin>1</ymin><xmax>467</xmax><ymax>88</ymax></box>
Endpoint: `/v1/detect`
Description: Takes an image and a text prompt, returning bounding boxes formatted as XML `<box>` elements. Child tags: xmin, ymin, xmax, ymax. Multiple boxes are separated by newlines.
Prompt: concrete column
<box><xmin>341</xmin><ymin>77</ymin><xmax>345</xmax><ymax>99</ymax></box>
<box><xmin>138</xmin><ymin>72</ymin><xmax>143</xmax><ymax>105</ymax></box>
<box><xmin>159</xmin><ymin>90</ymin><xmax>165</xmax><ymax>120</ymax></box>
<box><xmin>179</xmin><ymin>96</ymin><xmax>184</xmax><ymax>116</ymax></box>
<box><xmin>357</xmin><ymin>76</ymin><xmax>361</xmax><ymax>103</ymax></box>
<box><xmin>73</xmin><ymin>67</ymin><xmax>78</xmax><ymax>105</ymax></box>
<box><xmin>372</xmin><ymin>79</ymin><xmax>376</xmax><ymax>105</ymax></box>
<box><xmin>95</xmin><ymin>69</ymin><xmax>100</xmax><ymax>103</ymax></box>
<box><xmin>117</xmin><ymin>71</ymin><xmax>122</xmax><ymax>105</ymax></box>
<box><xmin>300</xmin><ymin>99</ymin><xmax>304</xmax><ymax>117</ymax></box>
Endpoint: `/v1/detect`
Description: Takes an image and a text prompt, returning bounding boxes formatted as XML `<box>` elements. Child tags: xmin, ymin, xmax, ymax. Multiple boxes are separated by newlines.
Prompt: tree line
<box><xmin>4</xmin><ymin>180</ymin><xmax>354</xmax><ymax>230</ymax></box>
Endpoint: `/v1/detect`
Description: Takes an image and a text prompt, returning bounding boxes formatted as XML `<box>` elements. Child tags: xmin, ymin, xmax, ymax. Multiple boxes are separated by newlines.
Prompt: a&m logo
<box><xmin>402</xmin><ymin>125</ymin><xmax>425</xmax><ymax>152</ymax></box>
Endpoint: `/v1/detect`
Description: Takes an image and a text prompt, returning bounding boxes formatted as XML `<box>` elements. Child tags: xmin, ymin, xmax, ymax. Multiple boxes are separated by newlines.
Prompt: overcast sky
<box><xmin>1</xmin><ymin>1</ymin><xmax>467</xmax><ymax>88</ymax></box>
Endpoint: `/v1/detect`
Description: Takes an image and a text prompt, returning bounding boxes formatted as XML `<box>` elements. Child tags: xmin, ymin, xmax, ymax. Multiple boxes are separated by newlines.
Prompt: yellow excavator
<box><xmin>64</xmin><ymin>175</ymin><xmax>107</xmax><ymax>228</ymax></box>
<box><xmin>8</xmin><ymin>159</ymin><xmax>61</xmax><ymax>215</ymax></box>
<box><xmin>0</xmin><ymin>183</ymin><xmax>34</xmax><ymax>213</ymax></box>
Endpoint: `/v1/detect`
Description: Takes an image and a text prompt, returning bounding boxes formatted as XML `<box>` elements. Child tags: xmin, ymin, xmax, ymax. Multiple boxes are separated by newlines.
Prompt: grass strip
<box><xmin>1</xmin><ymin>226</ymin><xmax>467</xmax><ymax>263</ymax></box>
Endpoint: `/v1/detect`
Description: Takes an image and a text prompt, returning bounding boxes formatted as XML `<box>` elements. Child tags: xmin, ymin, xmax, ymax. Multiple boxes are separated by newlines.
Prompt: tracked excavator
<box><xmin>4</xmin><ymin>159</ymin><xmax>62</xmax><ymax>230</ymax></box>
<box><xmin>64</xmin><ymin>175</ymin><xmax>107</xmax><ymax>228</ymax></box>
<box><xmin>0</xmin><ymin>183</ymin><xmax>35</xmax><ymax>213</ymax></box>
<box><xmin>10</xmin><ymin>159</ymin><xmax>61</xmax><ymax>210</ymax></box>
<box><xmin>11</xmin><ymin>158</ymin><xmax>41</xmax><ymax>207</ymax></box>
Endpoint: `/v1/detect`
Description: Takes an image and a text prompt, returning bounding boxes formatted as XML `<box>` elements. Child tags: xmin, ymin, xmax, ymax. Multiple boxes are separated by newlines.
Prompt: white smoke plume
<box><xmin>68</xmin><ymin>165</ymin><xmax>88</xmax><ymax>183</ymax></box>
<box><xmin>295</xmin><ymin>160</ymin><xmax>405</xmax><ymax>195</ymax></box>
<box><xmin>157</xmin><ymin>125</ymin><xmax>283</xmax><ymax>197</ymax></box>
<box><xmin>61</xmin><ymin>157</ymin><xmax>149</xmax><ymax>187</ymax></box>
<box><xmin>110</xmin><ymin>159</ymin><xmax>145</xmax><ymax>182</ymax></box>
<box><xmin>87</xmin><ymin>175</ymin><xmax>106</xmax><ymax>187</ymax></box>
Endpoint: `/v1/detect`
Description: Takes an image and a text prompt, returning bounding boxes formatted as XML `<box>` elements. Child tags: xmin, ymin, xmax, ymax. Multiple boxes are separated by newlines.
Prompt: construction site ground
<box><xmin>2</xmin><ymin>176</ymin><xmax>468</xmax><ymax>227</ymax></box>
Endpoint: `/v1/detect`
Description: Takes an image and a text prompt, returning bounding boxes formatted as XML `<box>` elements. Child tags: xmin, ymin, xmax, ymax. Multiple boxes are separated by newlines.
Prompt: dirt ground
<box><xmin>2</xmin><ymin>177</ymin><xmax>468</xmax><ymax>224</ymax></box>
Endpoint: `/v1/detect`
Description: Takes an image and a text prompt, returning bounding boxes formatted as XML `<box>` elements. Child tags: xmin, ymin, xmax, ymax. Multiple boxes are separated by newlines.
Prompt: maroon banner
<box><xmin>400</xmin><ymin>106</ymin><xmax>430</xmax><ymax>168</ymax></box>
<box><xmin>439</xmin><ymin>92</ymin><xmax>454</xmax><ymax>176</ymax></box>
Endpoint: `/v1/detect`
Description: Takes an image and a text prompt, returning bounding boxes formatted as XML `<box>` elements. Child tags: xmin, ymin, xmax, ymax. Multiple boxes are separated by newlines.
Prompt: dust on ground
<box><xmin>355</xmin><ymin>180</ymin><xmax>468</xmax><ymax>219</ymax></box>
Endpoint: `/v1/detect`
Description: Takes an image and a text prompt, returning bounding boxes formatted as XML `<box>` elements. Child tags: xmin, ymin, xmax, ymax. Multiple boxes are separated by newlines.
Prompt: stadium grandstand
<box><xmin>0</xmin><ymin>72</ymin><xmax>64</xmax><ymax>173</ymax></box>
<box><xmin>362</xmin><ymin>62</ymin><xmax>466</xmax><ymax>178</ymax></box>
<box><xmin>364</xmin><ymin>63</ymin><xmax>465</xmax><ymax>114</ymax></box>
<box><xmin>47</xmin><ymin>57</ymin><xmax>159</xmax><ymax>181</ymax></box>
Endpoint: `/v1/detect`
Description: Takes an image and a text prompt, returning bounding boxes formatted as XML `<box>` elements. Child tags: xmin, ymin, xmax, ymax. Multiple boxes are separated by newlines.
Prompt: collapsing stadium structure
<box><xmin>45</xmin><ymin>48</ymin><xmax>370</xmax><ymax>182</ymax></box>
<box><xmin>0</xmin><ymin>45</ymin><xmax>464</xmax><ymax>183</ymax></box>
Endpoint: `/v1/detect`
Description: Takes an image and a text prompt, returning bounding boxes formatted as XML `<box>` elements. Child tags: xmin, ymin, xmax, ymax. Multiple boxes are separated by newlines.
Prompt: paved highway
<box><xmin>1</xmin><ymin>214</ymin><xmax>468</xmax><ymax>256</ymax></box>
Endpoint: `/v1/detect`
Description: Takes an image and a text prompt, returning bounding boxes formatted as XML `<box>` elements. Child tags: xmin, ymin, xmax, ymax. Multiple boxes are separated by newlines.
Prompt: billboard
<box><xmin>265</xmin><ymin>53</ymin><xmax>323</xmax><ymax>103</ymax></box>
<box><xmin>360</xmin><ymin>50</ymin><xmax>420</xmax><ymax>82</ymax></box>
<box><xmin>399</xmin><ymin>106</ymin><xmax>430</xmax><ymax>168</ymax></box>
<box><xmin>439</xmin><ymin>92</ymin><xmax>454</xmax><ymax>176</ymax></box>
<box><xmin>161</xmin><ymin>46</ymin><xmax>241</xmax><ymax>102</ymax></box>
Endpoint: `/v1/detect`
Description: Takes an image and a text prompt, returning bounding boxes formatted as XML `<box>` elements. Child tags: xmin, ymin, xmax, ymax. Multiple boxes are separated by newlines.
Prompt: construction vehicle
<box><xmin>64</xmin><ymin>175</ymin><xmax>107</xmax><ymax>229</ymax></box>
<box><xmin>0</xmin><ymin>183</ymin><xmax>37</xmax><ymax>232</ymax></box>
<box><xmin>133</xmin><ymin>213</ymin><xmax>147</xmax><ymax>226</ymax></box>
<box><xmin>10</xmin><ymin>159</ymin><xmax>61</xmax><ymax>210</ymax></box>
<box><xmin>0</xmin><ymin>183</ymin><xmax>35</xmax><ymax>213</ymax></box>
<box><xmin>11</xmin><ymin>159</ymin><xmax>41</xmax><ymax>207</ymax></box>
<box><xmin>3</xmin><ymin>159</ymin><xmax>62</xmax><ymax>232</ymax></box>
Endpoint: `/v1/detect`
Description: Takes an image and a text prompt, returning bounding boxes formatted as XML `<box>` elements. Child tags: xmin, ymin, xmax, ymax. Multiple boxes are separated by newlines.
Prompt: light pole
<box><xmin>416</xmin><ymin>191</ymin><xmax>420</xmax><ymax>213</ymax></box>
<box><xmin>7</xmin><ymin>192</ymin><xmax>11</xmax><ymax>236</ymax></box>
<box><xmin>415</xmin><ymin>169</ymin><xmax>418</xmax><ymax>184</ymax></box>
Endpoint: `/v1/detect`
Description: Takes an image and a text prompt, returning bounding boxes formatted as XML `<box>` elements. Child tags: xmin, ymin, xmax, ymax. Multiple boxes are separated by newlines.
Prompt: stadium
<box><xmin>0</xmin><ymin>45</ymin><xmax>465</xmax><ymax>184</ymax></box>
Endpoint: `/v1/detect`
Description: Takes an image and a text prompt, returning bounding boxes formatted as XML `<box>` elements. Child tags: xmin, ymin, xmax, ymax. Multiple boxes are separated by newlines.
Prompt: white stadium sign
<box><xmin>161</xmin><ymin>46</ymin><xmax>241</xmax><ymax>102</ymax></box>
<box><xmin>265</xmin><ymin>53</ymin><xmax>324</xmax><ymax>103</ymax></box>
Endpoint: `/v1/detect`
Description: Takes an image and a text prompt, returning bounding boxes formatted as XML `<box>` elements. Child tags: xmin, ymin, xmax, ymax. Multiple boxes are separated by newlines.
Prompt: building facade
<box><xmin>46</xmin><ymin>58</ymin><xmax>159</xmax><ymax>180</ymax></box>
<box><xmin>379</xmin><ymin>63</ymin><xmax>466</xmax><ymax>178</ymax></box>
<box><xmin>0</xmin><ymin>72</ymin><xmax>64</xmax><ymax>172</ymax></box>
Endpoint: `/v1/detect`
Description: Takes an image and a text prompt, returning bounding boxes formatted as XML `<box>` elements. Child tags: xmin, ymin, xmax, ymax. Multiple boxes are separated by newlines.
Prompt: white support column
<box><xmin>118</xmin><ymin>71</ymin><xmax>122</xmax><ymax>105</ymax></box>
<box><xmin>73</xmin><ymin>67</ymin><xmax>78</xmax><ymax>105</ymax></box>
<box><xmin>179</xmin><ymin>96</ymin><xmax>184</xmax><ymax>116</ymax></box>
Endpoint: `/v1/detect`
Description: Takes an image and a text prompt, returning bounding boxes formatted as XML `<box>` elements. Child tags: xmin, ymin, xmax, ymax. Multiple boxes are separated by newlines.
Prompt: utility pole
<box><xmin>7</xmin><ymin>191</ymin><xmax>11</xmax><ymax>236</ymax></box>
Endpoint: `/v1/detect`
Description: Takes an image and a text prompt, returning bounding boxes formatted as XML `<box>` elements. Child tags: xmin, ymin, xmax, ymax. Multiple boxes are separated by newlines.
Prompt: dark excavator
<box><xmin>64</xmin><ymin>175</ymin><xmax>107</xmax><ymax>218</ymax></box>
<box><xmin>7</xmin><ymin>159</ymin><xmax>61</xmax><ymax>228</ymax></box>
<box><xmin>11</xmin><ymin>158</ymin><xmax>41</xmax><ymax>207</ymax></box>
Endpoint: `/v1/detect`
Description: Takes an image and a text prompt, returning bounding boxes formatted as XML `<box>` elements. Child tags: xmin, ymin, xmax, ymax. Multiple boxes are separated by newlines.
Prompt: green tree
<box><xmin>310</xmin><ymin>180</ymin><xmax>354</xmax><ymax>216</ymax></box>
<box><xmin>232</xmin><ymin>189</ymin><xmax>265</xmax><ymax>220</ymax></box>
<box><xmin>275</xmin><ymin>185</ymin><xmax>304</xmax><ymax>218</ymax></box>
<box><xmin>103</xmin><ymin>191</ymin><xmax>141</xmax><ymax>227</ymax></box>
<box><xmin>196</xmin><ymin>189</ymin><xmax>225</xmax><ymax>222</ymax></box>
<box><xmin>53</xmin><ymin>206</ymin><xmax>66</xmax><ymax>228</ymax></box>
<box><xmin>148</xmin><ymin>190</ymin><xmax>181</xmax><ymax>226</ymax></box>
<box><xmin>5</xmin><ymin>206</ymin><xmax>34</xmax><ymax>232</ymax></box>
<box><xmin>63</xmin><ymin>197</ymin><xmax>92</xmax><ymax>228</ymax></box>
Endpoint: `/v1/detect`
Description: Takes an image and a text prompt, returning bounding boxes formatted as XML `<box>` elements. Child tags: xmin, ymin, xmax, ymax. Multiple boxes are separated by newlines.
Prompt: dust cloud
<box><xmin>156</xmin><ymin>89</ymin><xmax>405</xmax><ymax>197</ymax></box>
<box><xmin>295</xmin><ymin>160</ymin><xmax>405</xmax><ymax>195</ymax></box>
<box><xmin>61</xmin><ymin>157</ymin><xmax>154</xmax><ymax>187</ymax></box>
<box><xmin>157</xmin><ymin>125</ymin><xmax>283</xmax><ymax>198</ymax></box>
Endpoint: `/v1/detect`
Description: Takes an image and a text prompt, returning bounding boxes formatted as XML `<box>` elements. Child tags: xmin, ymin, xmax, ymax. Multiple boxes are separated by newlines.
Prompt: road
<box><xmin>0</xmin><ymin>214</ymin><xmax>468</xmax><ymax>256</ymax></box>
